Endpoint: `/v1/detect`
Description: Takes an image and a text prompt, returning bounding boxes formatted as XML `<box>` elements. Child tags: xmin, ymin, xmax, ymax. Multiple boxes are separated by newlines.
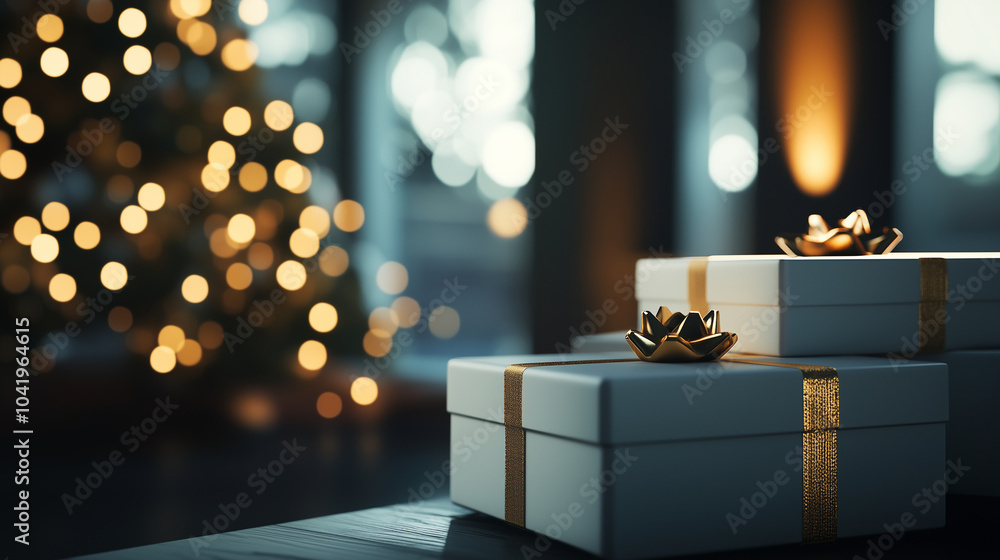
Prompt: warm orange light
<box><xmin>773</xmin><ymin>0</ymin><xmax>852</xmax><ymax>197</ymax></box>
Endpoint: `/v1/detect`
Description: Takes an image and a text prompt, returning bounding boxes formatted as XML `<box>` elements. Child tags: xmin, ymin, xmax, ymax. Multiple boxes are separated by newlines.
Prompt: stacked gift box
<box><xmin>447</xmin><ymin>245</ymin><xmax>1000</xmax><ymax>558</ymax></box>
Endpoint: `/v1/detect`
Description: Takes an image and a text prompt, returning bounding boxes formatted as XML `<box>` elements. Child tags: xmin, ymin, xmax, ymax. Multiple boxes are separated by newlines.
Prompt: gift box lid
<box><xmin>446</xmin><ymin>352</ymin><xmax>948</xmax><ymax>445</ymax></box>
<box><xmin>636</xmin><ymin>252</ymin><xmax>1000</xmax><ymax>306</ymax></box>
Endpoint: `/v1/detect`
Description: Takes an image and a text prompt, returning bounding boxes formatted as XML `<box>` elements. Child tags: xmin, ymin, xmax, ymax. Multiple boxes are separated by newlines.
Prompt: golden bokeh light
<box><xmin>120</xmin><ymin>205</ymin><xmax>148</xmax><ymax>234</ymax></box>
<box><xmin>0</xmin><ymin>59</ymin><xmax>21</xmax><ymax>88</ymax></box>
<box><xmin>308</xmin><ymin>302</ymin><xmax>338</xmax><ymax>332</ymax></box>
<box><xmin>248</xmin><ymin>242</ymin><xmax>274</xmax><ymax>270</ymax></box>
<box><xmin>264</xmin><ymin>100</ymin><xmax>293</xmax><ymax>131</ymax></box>
<box><xmin>198</xmin><ymin>321</ymin><xmax>224</xmax><ymax>349</ymax></box>
<box><xmin>82</xmin><ymin>72</ymin><xmax>111</xmax><ymax>102</ymax></box>
<box><xmin>40</xmin><ymin>47</ymin><xmax>69</xmax><ymax>77</ymax></box>
<box><xmin>107</xmin><ymin>174</ymin><xmax>135</xmax><ymax>203</ymax></box>
<box><xmin>318</xmin><ymin>245</ymin><xmax>349</xmax><ymax>277</ymax></box>
<box><xmin>118</xmin><ymin>8</ymin><xmax>147</xmax><ymax>38</ymax></box>
<box><xmin>108</xmin><ymin>307</ymin><xmax>133</xmax><ymax>333</ymax></box>
<box><xmin>209</xmin><ymin>228</ymin><xmax>238</xmax><ymax>257</ymax></box>
<box><xmin>3</xmin><ymin>96</ymin><xmax>30</xmax><ymax>126</ymax></box>
<box><xmin>223</xmin><ymin>106</ymin><xmax>251</xmax><ymax>135</ymax></box>
<box><xmin>376</xmin><ymin>261</ymin><xmax>408</xmax><ymax>295</ymax></box>
<box><xmin>226</xmin><ymin>262</ymin><xmax>253</xmax><ymax>290</ymax></box>
<box><xmin>117</xmin><ymin>141</ymin><xmax>142</xmax><ymax>168</ymax></box>
<box><xmin>30</xmin><ymin>234</ymin><xmax>59</xmax><ymax>263</ymax></box>
<box><xmin>15</xmin><ymin>113</ymin><xmax>44</xmax><ymax>144</ymax></box>
<box><xmin>773</xmin><ymin>0</ymin><xmax>852</xmax><ymax>197</ymax></box>
<box><xmin>137</xmin><ymin>183</ymin><xmax>165</xmax><ymax>211</ymax></box>
<box><xmin>41</xmin><ymin>201</ymin><xmax>70</xmax><ymax>231</ymax></box>
<box><xmin>239</xmin><ymin>0</ymin><xmax>270</xmax><ymax>25</ymax></box>
<box><xmin>87</xmin><ymin>0</ymin><xmax>113</xmax><ymax>23</ymax></box>
<box><xmin>74</xmin><ymin>221</ymin><xmax>101</xmax><ymax>249</ymax></box>
<box><xmin>276</xmin><ymin>260</ymin><xmax>306</xmax><ymax>290</ymax></box>
<box><xmin>429</xmin><ymin>306</ymin><xmax>461</xmax><ymax>339</ymax></box>
<box><xmin>0</xmin><ymin>149</ymin><xmax>26</xmax><ymax>179</ymax></box>
<box><xmin>289</xmin><ymin>228</ymin><xmax>320</xmax><ymax>258</ymax></box>
<box><xmin>37</xmin><ymin>14</ymin><xmax>64</xmax><ymax>42</ymax></box>
<box><xmin>297</xmin><ymin>340</ymin><xmax>327</xmax><ymax>371</ymax></box>
<box><xmin>173</xmin><ymin>0</ymin><xmax>212</xmax><ymax>19</ymax></box>
<box><xmin>333</xmin><ymin>200</ymin><xmax>365</xmax><ymax>232</ymax></box>
<box><xmin>351</xmin><ymin>377</ymin><xmax>379</xmax><ymax>406</ymax></box>
<box><xmin>101</xmin><ymin>262</ymin><xmax>129</xmax><ymax>290</ymax></box>
<box><xmin>0</xmin><ymin>129</ymin><xmax>8</xmax><ymax>152</ymax></box>
<box><xmin>123</xmin><ymin>45</ymin><xmax>153</xmax><ymax>75</ymax></box>
<box><xmin>293</xmin><ymin>122</ymin><xmax>324</xmax><ymax>154</ymax></box>
<box><xmin>150</xmin><ymin>346</ymin><xmax>177</xmax><ymax>373</ymax></box>
<box><xmin>369</xmin><ymin>306</ymin><xmax>399</xmax><ymax>337</ymax></box>
<box><xmin>49</xmin><ymin>273</ymin><xmax>77</xmax><ymax>302</ymax></box>
<box><xmin>231</xmin><ymin>391</ymin><xmax>276</xmax><ymax>429</ymax></box>
<box><xmin>208</xmin><ymin>141</ymin><xmax>236</xmax><ymax>169</ymax></box>
<box><xmin>392</xmin><ymin>296</ymin><xmax>421</xmax><ymax>328</ymax></box>
<box><xmin>227</xmin><ymin>213</ymin><xmax>256</xmax><ymax>244</ymax></box>
<box><xmin>2</xmin><ymin>265</ymin><xmax>30</xmax><ymax>294</ymax></box>
<box><xmin>274</xmin><ymin>159</ymin><xmax>307</xmax><ymax>191</ymax></box>
<box><xmin>180</xmin><ymin>20</ymin><xmax>217</xmax><ymax>56</ymax></box>
<box><xmin>299</xmin><ymin>205</ymin><xmax>331</xmax><ymax>237</ymax></box>
<box><xmin>220</xmin><ymin>38</ymin><xmax>258</xmax><ymax>71</ymax></box>
<box><xmin>487</xmin><ymin>198</ymin><xmax>528</xmax><ymax>238</ymax></box>
<box><xmin>238</xmin><ymin>162</ymin><xmax>268</xmax><ymax>192</ymax></box>
<box><xmin>316</xmin><ymin>392</ymin><xmax>343</xmax><ymax>419</ymax></box>
<box><xmin>154</xmin><ymin>43</ymin><xmax>181</xmax><ymax>71</ymax></box>
<box><xmin>181</xmin><ymin>274</ymin><xmax>209</xmax><ymax>303</ymax></box>
<box><xmin>177</xmin><ymin>339</ymin><xmax>203</xmax><ymax>366</ymax></box>
<box><xmin>362</xmin><ymin>330</ymin><xmax>392</xmax><ymax>358</ymax></box>
<box><xmin>201</xmin><ymin>163</ymin><xmax>230</xmax><ymax>192</ymax></box>
<box><xmin>13</xmin><ymin>216</ymin><xmax>41</xmax><ymax>245</ymax></box>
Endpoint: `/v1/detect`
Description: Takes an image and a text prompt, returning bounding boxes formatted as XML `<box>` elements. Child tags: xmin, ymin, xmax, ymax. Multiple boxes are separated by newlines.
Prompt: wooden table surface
<box><xmin>73</xmin><ymin>495</ymin><xmax>998</xmax><ymax>559</ymax></box>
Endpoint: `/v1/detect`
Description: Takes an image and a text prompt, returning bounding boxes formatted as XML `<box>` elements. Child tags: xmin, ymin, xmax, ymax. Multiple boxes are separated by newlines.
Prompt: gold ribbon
<box><xmin>918</xmin><ymin>258</ymin><xmax>947</xmax><ymax>353</ymax></box>
<box><xmin>503</xmin><ymin>359</ymin><xmax>635</xmax><ymax>526</ymax></box>
<box><xmin>725</xmin><ymin>357</ymin><xmax>839</xmax><ymax>543</ymax></box>
<box><xmin>688</xmin><ymin>256</ymin><xmax>710</xmax><ymax>315</ymax></box>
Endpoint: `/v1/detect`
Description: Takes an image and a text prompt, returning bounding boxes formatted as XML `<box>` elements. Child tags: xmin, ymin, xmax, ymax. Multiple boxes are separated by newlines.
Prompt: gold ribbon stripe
<box><xmin>918</xmin><ymin>258</ymin><xmax>947</xmax><ymax>353</ymax></box>
<box><xmin>503</xmin><ymin>359</ymin><xmax>636</xmax><ymax>527</ymax></box>
<box><xmin>724</xmin><ymin>357</ymin><xmax>839</xmax><ymax>543</ymax></box>
<box><xmin>687</xmin><ymin>257</ymin><xmax>710</xmax><ymax>315</ymax></box>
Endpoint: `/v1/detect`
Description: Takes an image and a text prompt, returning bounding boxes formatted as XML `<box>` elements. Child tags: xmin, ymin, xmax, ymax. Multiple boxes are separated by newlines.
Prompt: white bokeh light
<box><xmin>481</xmin><ymin>121</ymin><xmax>535</xmax><ymax>188</ymax></box>
<box><xmin>708</xmin><ymin>134</ymin><xmax>757</xmax><ymax>192</ymax></box>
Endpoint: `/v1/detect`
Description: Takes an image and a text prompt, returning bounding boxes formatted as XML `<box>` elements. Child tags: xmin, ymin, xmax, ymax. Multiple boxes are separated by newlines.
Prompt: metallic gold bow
<box><xmin>775</xmin><ymin>209</ymin><xmax>902</xmax><ymax>257</ymax></box>
<box><xmin>626</xmin><ymin>306</ymin><xmax>738</xmax><ymax>362</ymax></box>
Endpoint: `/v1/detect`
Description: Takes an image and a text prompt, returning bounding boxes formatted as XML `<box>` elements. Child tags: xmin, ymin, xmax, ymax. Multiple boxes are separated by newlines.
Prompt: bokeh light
<box><xmin>227</xmin><ymin>213</ymin><xmax>256</xmax><ymax>244</ymax></box>
<box><xmin>15</xmin><ymin>114</ymin><xmax>44</xmax><ymax>144</ymax></box>
<box><xmin>299</xmin><ymin>205</ymin><xmax>331</xmax><ymax>236</ymax></box>
<box><xmin>82</xmin><ymin>73</ymin><xmax>111</xmax><ymax>102</ymax></box>
<box><xmin>36</xmin><ymin>14</ymin><xmax>64</xmax><ymax>42</ymax></box>
<box><xmin>486</xmin><ymin>198</ymin><xmax>528</xmax><ymax>238</ymax></box>
<box><xmin>137</xmin><ymin>183</ymin><xmax>166</xmax><ymax>211</ymax></box>
<box><xmin>298</xmin><ymin>340</ymin><xmax>327</xmax><ymax>371</ymax></box>
<box><xmin>41</xmin><ymin>202</ymin><xmax>70</xmax><ymax>231</ymax></box>
<box><xmin>223</xmin><ymin>106</ymin><xmax>252</xmax><ymax>135</ymax></box>
<box><xmin>150</xmin><ymin>346</ymin><xmax>177</xmax><ymax>373</ymax></box>
<box><xmin>293</xmin><ymin>122</ymin><xmax>324</xmax><ymax>154</ymax></box>
<box><xmin>177</xmin><ymin>339</ymin><xmax>203</xmax><ymax>366</ymax></box>
<box><xmin>429</xmin><ymin>305</ymin><xmax>461</xmax><ymax>339</ymax></box>
<box><xmin>0</xmin><ymin>59</ymin><xmax>21</xmax><ymax>88</ymax></box>
<box><xmin>289</xmin><ymin>228</ymin><xmax>320</xmax><ymax>258</ymax></box>
<box><xmin>308</xmin><ymin>302</ymin><xmax>338</xmax><ymax>332</ymax></box>
<box><xmin>49</xmin><ymin>273</ymin><xmax>77</xmax><ymax>302</ymax></box>
<box><xmin>181</xmin><ymin>274</ymin><xmax>210</xmax><ymax>303</ymax></box>
<box><xmin>40</xmin><ymin>47</ymin><xmax>69</xmax><ymax>77</ymax></box>
<box><xmin>350</xmin><ymin>377</ymin><xmax>378</xmax><ymax>406</ymax></box>
<box><xmin>221</xmin><ymin>39</ymin><xmax>258</xmax><ymax>71</ymax></box>
<box><xmin>30</xmin><ymin>234</ymin><xmax>59</xmax><ymax>263</ymax></box>
<box><xmin>108</xmin><ymin>307</ymin><xmax>133</xmax><ymax>332</ymax></box>
<box><xmin>276</xmin><ymin>260</ymin><xmax>306</xmax><ymax>290</ymax></box>
<box><xmin>239</xmin><ymin>162</ymin><xmax>268</xmax><ymax>192</ymax></box>
<box><xmin>3</xmin><ymin>97</ymin><xmax>30</xmax><ymax>126</ymax></box>
<box><xmin>0</xmin><ymin>149</ymin><xmax>26</xmax><ymax>179</ymax></box>
<box><xmin>375</xmin><ymin>261</ymin><xmax>408</xmax><ymax>295</ymax></box>
<box><xmin>118</xmin><ymin>8</ymin><xmax>147</xmax><ymax>38</ymax></box>
<box><xmin>74</xmin><ymin>222</ymin><xmax>101</xmax><ymax>249</ymax></box>
<box><xmin>318</xmin><ymin>246</ymin><xmax>349</xmax><ymax>277</ymax></box>
<box><xmin>392</xmin><ymin>297</ymin><xmax>421</xmax><ymax>328</ymax></box>
<box><xmin>120</xmin><ymin>205</ymin><xmax>148</xmax><ymax>234</ymax></box>
<box><xmin>316</xmin><ymin>392</ymin><xmax>343</xmax><ymax>419</ymax></box>
<box><xmin>333</xmin><ymin>200</ymin><xmax>365</xmax><ymax>232</ymax></box>
<box><xmin>123</xmin><ymin>45</ymin><xmax>153</xmax><ymax>75</ymax></box>
<box><xmin>101</xmin><ymin>262</ymin><xmax>129</xmax><ymax>290</ymax></box>
<box><xmin>264</xmin><ymin>100</ymin><xmax>293</xmax><ymax>131</ymax></box>
<box><xmin>13</xmin><ymin>216</ymin><xmax>41</xmax><ymax>245</ymax></box>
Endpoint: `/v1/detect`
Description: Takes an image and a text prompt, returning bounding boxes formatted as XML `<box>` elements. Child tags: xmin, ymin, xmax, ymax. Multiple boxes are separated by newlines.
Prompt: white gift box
<box><xmin>635</xmin><ymin>253</ymin><xmax>1000</xmax><ymax>357</ymax></box>
<box><xmin>910</xmin><ymin>349</ymin><xmax>1000</xmax><ymax>497</ymax></box>
<box><xmin>447</xmin><ymin>352</ymin><xmax>948</xmax><ymax>559</ymax></box>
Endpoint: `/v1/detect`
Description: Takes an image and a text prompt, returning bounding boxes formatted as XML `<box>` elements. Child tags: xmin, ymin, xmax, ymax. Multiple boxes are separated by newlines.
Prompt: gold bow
<box><xmin>775</xmin><ymin>209</ymin><xmax>902</xmax><ymax>256</ymax></box>
<box><xmin>626</xmin><ymin>306</ymin><xmax>738</xmax><ymax>362</ymax></box>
